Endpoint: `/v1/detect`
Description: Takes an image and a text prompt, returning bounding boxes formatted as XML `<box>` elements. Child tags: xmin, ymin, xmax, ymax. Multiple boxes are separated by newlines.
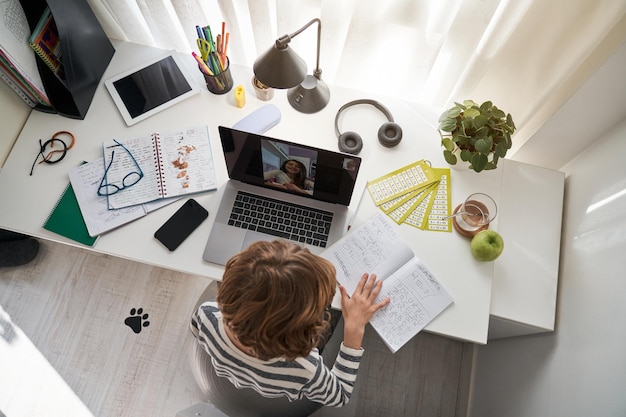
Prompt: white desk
<box><xmin>0</xmin><ymin>40</ymin><xmax>563</xmax><ymax>344</ymax></box>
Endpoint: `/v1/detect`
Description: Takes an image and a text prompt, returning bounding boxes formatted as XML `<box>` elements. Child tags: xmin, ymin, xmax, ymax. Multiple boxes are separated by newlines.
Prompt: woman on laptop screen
<box><xmin>190</xmin><ymin>240</ymin><xmax>389</xmax><ymax>414</ymax></box>
<box><xmin>263</xmin><ymin>159</ymin><xmax>314</xmax><ymax>195</ymax></box>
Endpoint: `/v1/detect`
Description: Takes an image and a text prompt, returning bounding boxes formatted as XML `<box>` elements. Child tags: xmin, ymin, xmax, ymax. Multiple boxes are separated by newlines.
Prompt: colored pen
<box><xmin>202</xmin><ymin>26</ymin><xmax>211</xmax><ymax>47</ymax></box>
<box><xmin>192</xmin><ymin>51</ymin><xmax>213</xmax><ymax>75</ymax></box>
<box><xmin>213</xmin><ymin>51</ymin><xmax>225</xmax><ymax>71</ymax></box>
<box><xmin>223</xmin><ymin>32</ymin><xmax>230</xmax><ymax>63</ymax></box>
<box><xmin>221</xmin><ymin>21</ymin><xmax>225</xmax><ymax>50</ymax></box>
<box><xmin>205</xmin><ymin>25</ymin><xmax>216</xmax><ymax>51</ymax></box>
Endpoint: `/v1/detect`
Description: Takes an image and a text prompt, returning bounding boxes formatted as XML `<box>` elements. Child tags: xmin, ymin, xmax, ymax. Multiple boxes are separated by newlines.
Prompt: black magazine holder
<box><xmin>19</xmin><ymin>0</ymin><xmax>115</xmax><ymax>119</ymax></box>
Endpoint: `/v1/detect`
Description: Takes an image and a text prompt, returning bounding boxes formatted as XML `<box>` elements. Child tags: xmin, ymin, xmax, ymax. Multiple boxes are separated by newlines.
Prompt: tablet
<box><xmin>105</xmin><ymin>53</ymin><xmax>200</xmax><ymax>126</ymax></box>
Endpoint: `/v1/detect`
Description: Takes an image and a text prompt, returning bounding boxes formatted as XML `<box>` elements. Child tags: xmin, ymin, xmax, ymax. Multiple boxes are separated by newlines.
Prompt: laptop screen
<box><xmin>218</xmin><ymin>126</ymin><xmax>361</xmax><ymax>205</ymax></box>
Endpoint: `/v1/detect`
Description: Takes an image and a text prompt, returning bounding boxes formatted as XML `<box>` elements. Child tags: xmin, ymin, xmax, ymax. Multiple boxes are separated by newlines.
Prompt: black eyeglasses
<box><xmin>98</xmin><ymin>139</ymin><xmax>144</xmax><ymax>196</ymax></box>
<box><xmin>29</xmin><ymin>131</ymin><xmax>75</xmax><ymax>175</ymax></box>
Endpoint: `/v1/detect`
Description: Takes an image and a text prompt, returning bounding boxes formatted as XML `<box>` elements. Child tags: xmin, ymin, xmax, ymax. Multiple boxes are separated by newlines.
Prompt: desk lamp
<box><xmin>253</xmin><ymin>18</ymin><xmax>330</xmax><ymax>114</ymax></box>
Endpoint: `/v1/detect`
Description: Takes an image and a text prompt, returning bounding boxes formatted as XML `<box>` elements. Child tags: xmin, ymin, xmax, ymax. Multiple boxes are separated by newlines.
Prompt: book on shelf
<box><xmin>43</xmin><ymin>182</ymin><xmax>98</xmax><ymax>247</ymax></box>
<box><xmin>68</xmin><ymin>159</ymin><xmax>179</xmax><ymax>237</ymax></box>
<box><xmin>321</xmin><ymin>213</ymin><xmax>454</xmax><ymax>353</ymax></box>
<box><xmin>0</xmin><ymin>1</ymin><xmax>50</xmax><ymax>106</ymax></box>
<box><xmin>101</xmin><ymin>125</ymin><xmax>218</xmax><ymax>209</ymax></box>
<box><xmin>28</xmin><ymin>6</ymin><xmax>64</xmax><ymax>80</ymax></box>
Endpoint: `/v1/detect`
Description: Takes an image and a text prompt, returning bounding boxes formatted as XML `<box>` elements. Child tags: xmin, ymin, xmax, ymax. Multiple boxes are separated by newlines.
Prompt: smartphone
<box><xmin>154</xmin><ymin>199</ymin><xmax>208</xmax><ymax>251</ymax></box>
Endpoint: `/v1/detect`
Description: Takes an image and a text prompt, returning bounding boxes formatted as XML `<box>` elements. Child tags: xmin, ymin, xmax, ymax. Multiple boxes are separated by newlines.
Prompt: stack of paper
<box><xmin>366</xmin><ymin>160</ymin><xmax>452</xmax><ymax>232</ymax></box>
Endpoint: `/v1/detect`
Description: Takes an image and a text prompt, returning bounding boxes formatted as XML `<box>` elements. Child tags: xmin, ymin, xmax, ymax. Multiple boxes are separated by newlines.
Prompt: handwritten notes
<box><xmin>322</xmin><ymin>213</ymin><xmax>453</xmax><ymax>353</ymax></box>
<box><xmin>102</xmin><ymin>125</ymin><xmax>217</xmax><ymax>209</ymax></box>
<box><xmin>68</xmin><ymin>159</ymin><xmax>177</xmax><ymax>237</ymax></box>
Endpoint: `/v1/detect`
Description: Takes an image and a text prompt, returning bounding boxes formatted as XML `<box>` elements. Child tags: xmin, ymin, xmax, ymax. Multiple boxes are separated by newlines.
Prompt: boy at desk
<box><xmin>190</xmin><ymin>240</ymin><xmax>389</xmax><ymax>410</ymax></box>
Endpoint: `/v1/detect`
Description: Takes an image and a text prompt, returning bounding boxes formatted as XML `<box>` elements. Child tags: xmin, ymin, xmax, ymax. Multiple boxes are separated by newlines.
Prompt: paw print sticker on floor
<box><xmin>124</xmin><ymin>308</ymin><xmax>150</xmax><ymax>334</ymax></box>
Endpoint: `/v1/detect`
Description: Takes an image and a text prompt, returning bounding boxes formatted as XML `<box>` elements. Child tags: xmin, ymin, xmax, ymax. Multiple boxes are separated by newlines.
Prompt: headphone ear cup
<box><xmin>338</xmin><ymin>131</ymin><xmax>363</xmax><ymax>155</ymax></box>
<box><xmin>378</xmin><ymin>122</ymin><xmax>403</xmax><ymax>148</ymax></box>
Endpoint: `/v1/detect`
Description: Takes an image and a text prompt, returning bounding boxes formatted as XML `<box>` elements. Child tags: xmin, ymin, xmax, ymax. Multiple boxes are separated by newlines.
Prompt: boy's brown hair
<box><xmin>217</xmin><ymin>240</ymin><xmax>337</xmax><ymax>360</ymax></box>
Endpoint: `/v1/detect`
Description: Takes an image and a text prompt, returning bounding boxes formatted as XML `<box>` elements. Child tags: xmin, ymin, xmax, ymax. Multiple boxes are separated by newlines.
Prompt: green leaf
<box><xmin>462</xmin><ymin>118</ymin><xmax>473</xmax><ymax>132</ymax></box>
<box><xmin>480</xmin><ymin>101</ymin><xmax>493</xmax><ymax>112</ymax></box>
<box><xmin>493</xmin><ymin>108</ymin><xmax>506</xmax><ymax>119</ymax></box>
<box><xmin>474</xmin><ymin>114</ymin><xmax>488</xmax><ymax>128</ymax></box>
<box><xmin>464</xmin><ymin>108</ymin><xmax>480</xmax><ymax>118</ymax></box>
<box><xmin>474</xmin><ymin>126</ymin><xmax>489</xmax><ymax>138</ymax></box>
<box><xmin>471</xmin><ymin>153</ymin><xmax>488</xmax><ymax>172</ymax></box>
<box><xmin>442</xmin><ymin>137</ymin><xmax>455</xmax><ymax>151</ymax></box>
<box><xmin>439</xmin><ymin>118</ymin><xmax>458</xmax><ymax>132</ymax></box>
<box><xmin>503</xmin><ymin>132</ymin><xmax>512</xmax><ymax>149</ymax></box>
<box><xmin>506</xmin><ymin>113</ymin><xmax>516</xmax><ymax>130</ymax></box>
<box><xmin>463</xmin><ymin>99</ymin><xmax>478</xmax><ymax>108</ymax></box>
<box><xmin>475</xmin><ymin>137</ymin><xmax>493</xmax><ymax>154</ymax></box>
<box><xmin>456</xmin><ymin>134</ymin><xmax>471</xmax><ymax>146</ymax></box>
<box><xmin>460</xmin><ymin>149</ymin><xmax>472</xmax><ymax>162</ymax></box>
<box><xmin>443</xmin><ymin>150</ymin><xmax>457</xmax><ymax>165</ymax></box>
<box><xmin>495</xmin><ymin>142</ymin><xmax>508</xmax><ymax>158</ymax></box>
<box><xmin>485</xmin><ymin>162</ymin><xmax>497</xmax><ymax>170</ymax></box>
<box><xmin>438</xmin><ymin>106</ymin><xmax>461</xmax><ymax>122</ymax></box>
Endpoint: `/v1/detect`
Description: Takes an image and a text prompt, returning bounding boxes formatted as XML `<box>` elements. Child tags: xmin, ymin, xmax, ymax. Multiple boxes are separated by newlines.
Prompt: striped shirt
<box><xmin>190</xmin><ymin>302</ymin><xmax>364</xmax><ymax>407</ymax></box>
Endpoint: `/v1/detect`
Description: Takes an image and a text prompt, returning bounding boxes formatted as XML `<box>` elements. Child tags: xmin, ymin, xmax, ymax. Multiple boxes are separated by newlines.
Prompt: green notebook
<box><xmin>43</xmin><ymin>183</ymin><xmax>98</xmax><ymax>246</ymax></box>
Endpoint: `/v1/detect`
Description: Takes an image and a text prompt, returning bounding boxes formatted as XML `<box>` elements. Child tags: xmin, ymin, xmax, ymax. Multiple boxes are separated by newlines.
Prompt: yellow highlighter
<box><xmin>234</xmin><ymin>85</ymin><xmax>246</xmax><ymax>108</ymax></box>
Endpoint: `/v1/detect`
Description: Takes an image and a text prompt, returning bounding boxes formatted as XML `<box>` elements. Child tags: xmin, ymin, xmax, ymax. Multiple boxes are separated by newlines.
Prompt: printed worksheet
<box><xmin>366</xmin><ymin>160</ymin><xmax>439</xmax><ymax>206</ymax></box>
<box><xmin>321</xmin><ymin>214</ymin><xmax>454</xmax><ymax>352</ymax></box>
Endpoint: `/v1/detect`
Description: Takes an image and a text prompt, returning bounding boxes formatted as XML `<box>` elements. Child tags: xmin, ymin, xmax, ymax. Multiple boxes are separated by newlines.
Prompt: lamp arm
<box><xmin>277</xmin><ymin>18</ymin><xmax>323</xmax><ymax>80</ymax></box>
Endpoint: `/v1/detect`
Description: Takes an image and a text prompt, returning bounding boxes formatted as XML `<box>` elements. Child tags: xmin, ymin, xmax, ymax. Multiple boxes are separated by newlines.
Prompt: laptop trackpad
<box><xmin>242</xmin><ymin>230</ymin><xmax>281</xmax><ymax>250</ymax></box>
<box><xmin>204</xmin><ymin>225</ymin><xmax>287</xmax><ymax>266</ymax></box>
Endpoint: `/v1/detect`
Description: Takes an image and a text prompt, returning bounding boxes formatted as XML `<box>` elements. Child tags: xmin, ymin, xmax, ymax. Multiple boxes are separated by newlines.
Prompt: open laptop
<box><xmin>203</xmin><ymin>126</ymin><xmax>361</xmax><ymax>265</ymax></box>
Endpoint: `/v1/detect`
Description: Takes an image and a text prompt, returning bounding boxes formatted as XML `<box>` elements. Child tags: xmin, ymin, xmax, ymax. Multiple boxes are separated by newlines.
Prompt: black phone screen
<box><xmin>154</xmin><ymin>199</ymin><xmax>208</xmax><ymax>251</ymax></box>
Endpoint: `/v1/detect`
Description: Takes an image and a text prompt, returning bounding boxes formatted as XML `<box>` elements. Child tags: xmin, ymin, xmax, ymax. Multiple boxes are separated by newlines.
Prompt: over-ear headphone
<box><xmin>334</xmin><ymin>99</ymin><xmax>403</xmax><ymax>155</ymax></box>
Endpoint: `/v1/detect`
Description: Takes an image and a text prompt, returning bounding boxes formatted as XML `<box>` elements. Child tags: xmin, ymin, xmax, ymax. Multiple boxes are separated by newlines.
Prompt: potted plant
<box><xmin>438</xmin><ymin>100</ymin><xmax>516</xmax><ymax>173</ymax></box>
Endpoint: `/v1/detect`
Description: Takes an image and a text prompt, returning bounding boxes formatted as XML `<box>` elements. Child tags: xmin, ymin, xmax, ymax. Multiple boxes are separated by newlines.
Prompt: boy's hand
<box><xmin>340</xmin><ymin>273</ymin><xmax>390</xmax><ymax>349</ymax></box>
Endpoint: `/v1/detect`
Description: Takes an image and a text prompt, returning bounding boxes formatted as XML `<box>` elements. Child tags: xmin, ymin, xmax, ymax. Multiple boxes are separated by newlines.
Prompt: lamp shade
<box><xmin>253</xmin><ymin>44</ymin><xmax>307</xmax><ymax>89</ymax></box>
<box><xmin>287</xmin><ymin>75</ymin><xmax>330</xmax><ymax>114</ymax></box>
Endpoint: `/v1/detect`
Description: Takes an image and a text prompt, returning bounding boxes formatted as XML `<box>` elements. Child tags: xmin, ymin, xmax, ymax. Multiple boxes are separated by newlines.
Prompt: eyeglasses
<box><xmin>29</xmin><ymin>131</ymin><xmax>75</xmax><ymax>175</ymax></box>
<box><xmin>97</xmin><ymin>139</ymin><xmax>144</xmax><ymax>196</ymax></box>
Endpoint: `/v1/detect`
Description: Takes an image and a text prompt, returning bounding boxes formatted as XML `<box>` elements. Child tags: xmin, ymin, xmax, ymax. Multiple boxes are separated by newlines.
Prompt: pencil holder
<box><xmin>202</xmin><ymin>58</ymin><xmax>233</xmax><ymax>95</ymax></box>
<box><xmin>252</xmin><ymin>76</ymin><xmax>274</xmax><ymax>101</ymax></box>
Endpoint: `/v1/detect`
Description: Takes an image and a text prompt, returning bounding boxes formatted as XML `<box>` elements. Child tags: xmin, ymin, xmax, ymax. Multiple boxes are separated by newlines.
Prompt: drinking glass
<box><xmin>454</xmin><ymin>192</ymin><xmax>497</xmax><ymax>234</ymax></box>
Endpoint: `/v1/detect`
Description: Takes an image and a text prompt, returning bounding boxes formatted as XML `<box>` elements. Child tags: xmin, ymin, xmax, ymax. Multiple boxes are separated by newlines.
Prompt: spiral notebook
<box><xmin>43</xmin><ymin>183</ymin><xmax>98</xmax><ymax>246</ymax></box>
<box><xmin>102</xmin><ymin>125</ymin><xmax>217</xmax><ymax>209</ymax></box>
<box><xmin>28</xmin><ymin>6</ymin><xmax>64</xmax><ymax>77</ymax></box>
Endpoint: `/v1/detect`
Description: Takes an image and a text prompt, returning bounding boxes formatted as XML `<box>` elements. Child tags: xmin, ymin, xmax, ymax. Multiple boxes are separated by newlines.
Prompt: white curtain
<box><xmin>88</xmin><ymin>0</ymin><xmax>626</xmax><ymax>151</ymax></box>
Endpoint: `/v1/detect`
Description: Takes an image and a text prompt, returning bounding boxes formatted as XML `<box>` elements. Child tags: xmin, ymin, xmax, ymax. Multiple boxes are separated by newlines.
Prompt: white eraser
<box><xmin>232</xmin><ymin>104</ymin><xmax>281</xmax><ymax>134</ymax></box>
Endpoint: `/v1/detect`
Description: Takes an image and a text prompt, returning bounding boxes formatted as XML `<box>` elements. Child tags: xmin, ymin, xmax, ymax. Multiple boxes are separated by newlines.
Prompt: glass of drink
<box><xmin>454</xmin><ymin>192</ymin><xmax>497</xmax><ymax>235</ymax></box>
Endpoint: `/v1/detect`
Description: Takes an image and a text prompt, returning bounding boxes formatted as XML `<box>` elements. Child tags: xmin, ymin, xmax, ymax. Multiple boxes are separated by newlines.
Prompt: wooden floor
<box><xmin>0</xmin><ymin>240</ymin><xmax>471</xmax><ymax>417</ymax></box>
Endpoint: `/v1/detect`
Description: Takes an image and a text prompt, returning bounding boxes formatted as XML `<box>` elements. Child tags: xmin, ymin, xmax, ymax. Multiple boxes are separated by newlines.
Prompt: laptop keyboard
<box><xmin>228</xmin><ymin>191</ymin><xmax>333</xmax><ymax>248</ymax></box>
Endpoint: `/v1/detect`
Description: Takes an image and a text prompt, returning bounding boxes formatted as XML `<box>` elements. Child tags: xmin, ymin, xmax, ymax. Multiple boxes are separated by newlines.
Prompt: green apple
<box><xmin>470</xmin><ymin>230</ymin><xmax>504</xmax><ymax>261</ymax></box>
